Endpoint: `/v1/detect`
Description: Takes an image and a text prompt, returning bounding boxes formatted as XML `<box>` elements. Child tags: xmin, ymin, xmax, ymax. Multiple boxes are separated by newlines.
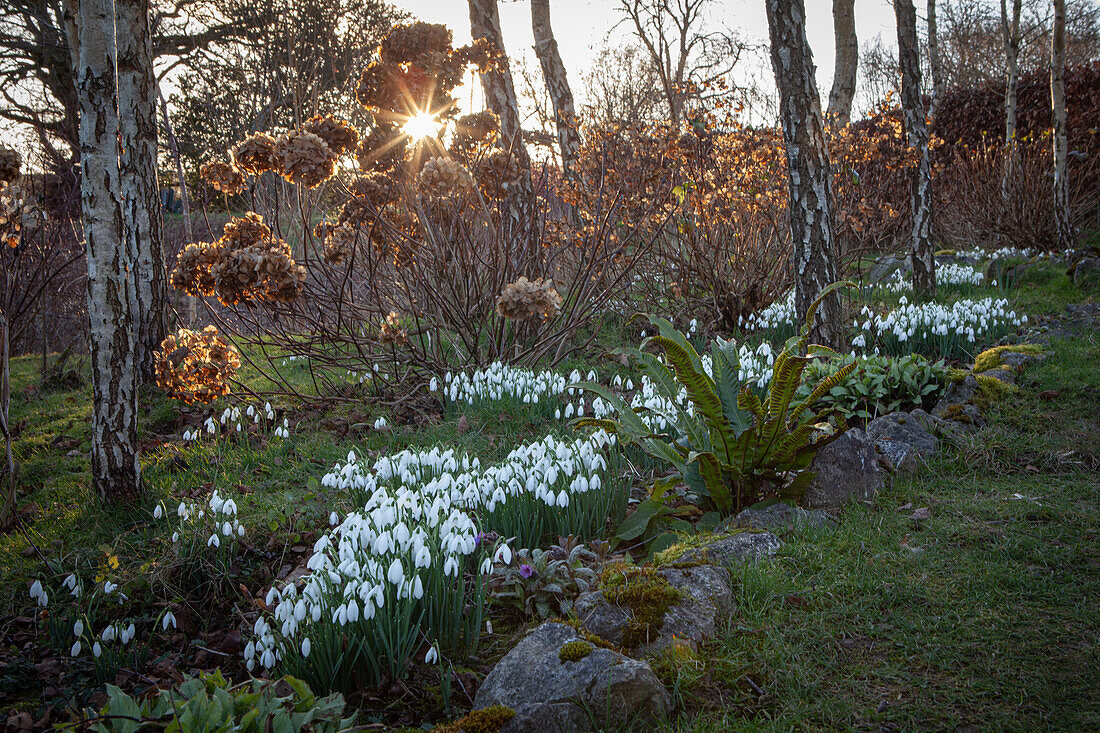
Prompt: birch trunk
<box><xmin>468</xmin><ymin>0</ymin><xmax>531</xmax><ymax>169</ymax></box>
<box><xmin>826</xmin><ymin>0</ymin><xmax>857</xmax><ymax>126</ymax></box>
<box><xmin>895</xmin><ymin>0</ymin><xmax>936</xmax><ymax>298</ymax></box>
<box><xmin>765</xmin><ymin>0</ymin><xmax>843</xmax><ymax>349</ymax></box>
<box><xmin>117</xmin><ymin>0</ymin><xmax>167</xmax><ymax>383</ymax></box>
<box><xmin>927</xmin><ymin>0</ymin><xmax>945</xmax><ymax>115</ymax></box>
<box><xmin>75</xmin><ymin>0</ymin><xmax>142</xmax><ymax>502</ymax></box>
<box><xmin>531</xmin><ymin>0</ymin><xmax>582</xmax><ymax>177</ymax></box>
<box><xmin>1051</xmin><ymin>0</ymin><xmax>1074</xmax><ymax>250</ymax></box>
<box><xmin>1000</xmin><ymin>0</ymin><xmax>1022</xmax><ymax>212</ymax></box>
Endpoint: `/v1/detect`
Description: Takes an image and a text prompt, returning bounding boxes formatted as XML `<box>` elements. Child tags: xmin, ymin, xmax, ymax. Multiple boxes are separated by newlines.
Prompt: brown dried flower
<box><xmin>419</xmin><ymin>157</ymin><xmax>475</xmax><ymax>197</ymax></box>
<box><xmin>155</xmin><ymin>326</ymin><xmax>241</xmax><ymax>404</ymax></box>
<box><xmin>232</xmin><ymin>133</ymin><xmax>278</xmax><ymax>176</ymax></box>
<box><xmin>495</xmin><ymin>277</ymin><xmax>563</xmax><ymax>321</ymax></box>
<box><xmin>221</xmin><ymin>211</ymin><xmax>271</xmax><ymax>249</ymax></box>
<box><xmin>321</xmin><ymin>225</ymin><xmax>358</xmax><ymax>265</ymax></box>
<box><xmin>170</xmin><ymin>242</ymin><xmax>222</xmax><ymax>297</ymax></box>
<box><xmin>476</xmin><ymin>149</ymin><xmax>524</xmax><ymax>197</ymax></box>
<box><xmin>304</xmin><ymin>114</ymin><xmax>360</xmax><ymax>156</ymax></box>
<box><xmin>379</xmin><ymin>22</ymin><xmax>453</xmax><ymax>66</ymax></box>
<box><xmin>200</xmin><ymin>161</ymin><xmax>246</xmax><ymax>195</ymax></box>
<box><xmin>379</xmin><ymin>310</ymin><xmax>407</xmax><ymax>344</ymax></box>
<box><xmin>0</xmin><ymin>147</ymin><xmax>22</xmax><ymax>185</ymax></box>
<box><xmin>275</xmin><ymin>130</ymin><xmax>336</xmax><ymax>188</ymax></box>
<box><xmin>355</xmin><ymin>125</ymin><xmax>407</xmax><ymax>173</ymax></box>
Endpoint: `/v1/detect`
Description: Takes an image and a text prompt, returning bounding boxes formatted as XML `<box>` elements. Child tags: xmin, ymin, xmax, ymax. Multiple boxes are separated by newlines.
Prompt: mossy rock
<box><xmin>973</xmin><ymin>344</ymin><xmax>1042</xmax><ymax>374</ymax></box>
<box><xmin>974</xmin><ymin>372</ymin><xmax>1018</xmax><ymax>407</ymax></box>
<box><xmin>599</xmin><ymin>563</ymin><xmax>684</xmax><ymax>649</ymax></box>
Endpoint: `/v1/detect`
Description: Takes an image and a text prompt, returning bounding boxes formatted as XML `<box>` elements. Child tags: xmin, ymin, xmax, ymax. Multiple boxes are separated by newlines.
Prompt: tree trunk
<box><xmin>116</xmin><ymin>0</ymin><xmax>167</xmax><ymax>384</ymax></box>
<box><xmin>1000</xmin><ymin>0</ymin><xmax>1022</xmax><ymax>212</ymax></box>
<box><xmin>765</xmin><ymin>0</ymin><xmax>843</xmax><ymax>349</ymax></box>
<box><xmin>531</xmin><ymin>0</ymin><xmax>581</xmax><ymax>177</ymax></box>
<box><xmin>826</xmin><ymin>0</ymin><xmax>857</xmax><ymax>126</ymax></box>
<box><xmin>895</xmin><ymin>0</ymin><xmax>936</xmax><ymax>298</ymax></box>
<box><xmin>467</xmin><ymin>0</ymin><xmax>531</xmax><ymax>169</ymax></box>
<box><xmin>1051</xmin><ymin>0</ymin><xmax>1073</xmax><ymax>250</ymax></box>
<box><xmin>75</xmin><ymin>0</ymin><xmax>142</xmax><ymax>503</ymax></box>
<box><xmin>927</xmin><ymin>0</ymin><xmax>945</xmax><ymax>115</ymax></box>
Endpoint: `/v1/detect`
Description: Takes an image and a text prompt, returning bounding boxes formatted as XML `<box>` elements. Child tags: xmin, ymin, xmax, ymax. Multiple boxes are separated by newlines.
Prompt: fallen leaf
<box><xmin>909</xmin><ymin>507</ymin><xmax>932</xmax><ymax>521</ymax></box>
<box><xmin>457</xmin><ymin>415</ymin><xmax>469</xmax><ymax>435</ymax></box>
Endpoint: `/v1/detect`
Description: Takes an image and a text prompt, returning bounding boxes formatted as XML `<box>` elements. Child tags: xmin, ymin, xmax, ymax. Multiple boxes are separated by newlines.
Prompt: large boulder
<box><xmin>803</xmin><ymin>428</ymin><xmax>884</xmax><ymax>508</ymax></box>
<box><xmin>931</xmin><ymin>374</ymin><xmax>985</xmax><ymax>428</ymax></box>
<box><xmin>473</xmin><ymin>622</ymin><xmax>671</xmax><ymax>733</ymax></box>
<box><xmin>1071</xmin><ymin>256</ymin><xmax>1099</xmax><ymax>286</ymax></box>
<box><xmin>672</xmin><ymin>530</ymin><xmax>783</xmax><ymax>566</ymax></box>
<box><xmin>574</xmin><ymin>564</ymin><xmax>733</xmax><ymax>657</ymax></box>
<box><xmin>865</xmin><ymin>411</ymin><xmax>938</xmax><ymax>472</ymax></box>
<box><xmin>720</xmin><ymin>503</ymin><xmax>833</xmax><ymax>533</ymax></box>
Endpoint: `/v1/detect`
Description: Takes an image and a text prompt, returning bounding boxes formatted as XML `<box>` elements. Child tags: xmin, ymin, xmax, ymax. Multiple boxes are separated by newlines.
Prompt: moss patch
<box><xmin>600</xmin><ymin>562</ymin><xmax>684</xmax><ymax>649</ymax></box>
<box><xmin>975</xmin><ymin>373</ymin><xmax>1018</xmax><ymax>407</ymax></box>
<box><xmin>973</xmin><ymin>344</ymin><xmax>1042</xmax><ymax>374</ymax></box>
<box><xmin>433</xmin><ymin>705</ymin><xmax>516</xmax><ymax>733</ymax></box>
<box><xmin>558</xmin><ymin>639</ymin><xmax>594</xmax><ymax>662</ymax></box>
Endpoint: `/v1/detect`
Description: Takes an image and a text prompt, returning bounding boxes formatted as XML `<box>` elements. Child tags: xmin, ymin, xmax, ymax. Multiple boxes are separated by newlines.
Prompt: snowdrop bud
<box><xmin>387</xmin><ymin>559</ymin><xmax>404</xmax><ymax>585</ymax></box>
<box><xmin>153</xmin><ymin>504</ymin><xmax>163</xmax><ymax>519</ymax></box>
<box><xmin>74</xmin><ymin>620</ymin><xmax>84</xmax><ymax>637</ymax></box>
<box><xmin>301</xmin><ymin>638</ymin><xmax>311</xmax><ymax>658</ymax></box>
<box><xmin>71</xmin><ymin>641</ymin><xmax>81</xmax><ymax>657</ymax></box>
<box><xmin>424</xmin><ymin>645</ymin><xmax>438</xmax><ymax>664</ymax></box>
<box><xmin>163</xmin><ymin>610</ymin><xmax>177</xmax><ymax>630</ymax></box>
<box><xmin>93</xmin><ymin>642</ymin><xmax>102</xmax><ymax>658</ymax></box>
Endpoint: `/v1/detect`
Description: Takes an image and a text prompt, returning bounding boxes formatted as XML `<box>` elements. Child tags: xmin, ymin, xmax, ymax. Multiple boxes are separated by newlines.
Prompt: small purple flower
<box><xmin>519</xmin><ymin>564</ymin><xmax>535</xmax><ymax>579</ymax></box>
<box><xmin>475</xmin><ymin>532</ymin><xmax>486</xmax><ymax>547</ymax></box>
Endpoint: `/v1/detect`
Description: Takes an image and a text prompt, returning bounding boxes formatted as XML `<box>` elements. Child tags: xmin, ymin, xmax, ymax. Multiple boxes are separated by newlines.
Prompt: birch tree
<box><xmin>467</xmin><ymin>0</ymin><xmax>531</xmax><ymax>168</ymax></box>
<box><xmin>531</xmin><ymin>0</ymin><xmax>581</xmax><ymax>177</ymax></box>
<box><xmin>1000</xmin><ymin>0</ymin><xmax>1023</xmax><ymax>205</ymax></box>
<box><xmin>895</xmin><ymin>0</ymin><xmax>937</xmax><ymax>298</ymax></box>
<box><xmin>927</xmin><ymin>0</ymin><xmax>945</xmax><ymax>113</ymax></box>
<box><xmin>1051</xmin><ymin>0</ymin><xmax>1073</xmax><ymax>250</ymax></box>
<box><xmin>74</xmin><ymin>0</ymin><xmax>142</xmax><ymax>502</ymax></box>
<box><xmin>116</xmin><ymin>0</ymin><xmax>166</xmax><ymax>383</ymax></box>
<box><xmin>826</xmin><ymin>0</ymin><xmax>857</xmax><ymax>125</ymax></box>
<box><xmin>764</xmin><ymin>0</ymin><xmax>843</xmax><ymax>349</ymax></box>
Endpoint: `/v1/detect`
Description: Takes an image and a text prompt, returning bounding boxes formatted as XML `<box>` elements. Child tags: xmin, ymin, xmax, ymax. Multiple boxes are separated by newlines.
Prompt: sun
<box><xmin>402</xmin><ymin>112</ymin><xmax>441</xmax><ymax>141</ymax></box>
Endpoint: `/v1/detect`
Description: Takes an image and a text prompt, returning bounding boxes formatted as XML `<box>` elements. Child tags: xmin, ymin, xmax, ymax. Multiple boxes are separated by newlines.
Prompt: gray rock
<box><xmin>865</xmin><ymin>411</ymin><xmax>938</xmax><ymax>472</ymax></box>
<box><xmin>474</xmin><ymin>622</ymin><xmax>671</xmax><ymax>733</ymax></box>
<box><xmin>867</xmin><ymin>255</ymin><xmax>906</xmax><ymax>284</ymax></box>
<box><xmin>574</xmin><ymin>565</ymin><xmax>733</xmax><ymax>656</ymax></box>
<box><xmin>720</xmin><ymin>503</ymin><xmax>833</xmax><ymax>532</ymax></box>
<box><xmin>803</xmin><ymin>428</ymin><xmax>884</xmax><ymax>508</ymax></box>
<box><xmin>1072</xmin><ymin>257</ymin><xmax>1099</xmax><ymax>285</ymax></box>
<box><xmin>675</xmin><ymin>530</ymin><xmax>783</xmax><ymax>566</ymax></box>
<box><xmin>977</xmin><ymin>368</ymin><xmax>1016</xmax><ymax>386</ymax></box>
<box><xmin>931</xmin><ymin>375</ymin><xmax>986</xmax><ymax>429</ymax></box>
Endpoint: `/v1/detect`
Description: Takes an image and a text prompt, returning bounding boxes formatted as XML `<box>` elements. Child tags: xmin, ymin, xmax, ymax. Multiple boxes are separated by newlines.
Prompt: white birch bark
<box><xmin>117</xmin><ymin>0</ymin><xmax>167</xmax><ymax>383</ymax></box>
<box><xmin>927</xmin><ymin>0</ymin><xmax>945</xmax><ymax>115</ymax></box>
<box><xmin>1051</xmin><ymin>0</ymin><xmax>1074</xmax><ymax>250</ymax></box>
<box><xmin>531</xmin><ymin>0</ymin><xmax>582</xmax><ymax>177</ymax></box>
<box><xmin>826</xmin><ymin>0</ymin><xmax>858</xmax><ymax>126</ymax></box>
<box><xmin>468</xmin><ymin>0</ymin><xmax>531</xmax><ymax>169</ymax></box>
<box><xmin>765</xmin><ymin>0</ymin><xmax>843</xmax><ymax>349</ymax></box>
<box><xmin>895</xmin><ymin>0</ymin><xmax>936</xmax><ymax>298</ymax></box>
<box><xmin>75</xmin><ymin>0</ymin><xmax>142</xmax><ymax>502</ymax></box>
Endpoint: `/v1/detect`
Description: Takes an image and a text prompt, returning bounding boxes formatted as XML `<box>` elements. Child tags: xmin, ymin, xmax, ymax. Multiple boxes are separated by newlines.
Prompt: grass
<box><xmin>0</xmin><ymin>259</ymin><xmax>1097</xmax><ymax>728</ymax></box>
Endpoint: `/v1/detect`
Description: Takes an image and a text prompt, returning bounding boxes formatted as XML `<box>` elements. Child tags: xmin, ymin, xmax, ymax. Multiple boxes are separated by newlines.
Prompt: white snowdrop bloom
<box><xmin>430</xmin><ymin>377</ymin><xmax>438</xmax><ymax>392</ymax></box>
<box><xmin>374</xmin><ymin>416</ymin><xmax>388</xmax><ymax>429</ymax></box>
<box><xmin>73</xmin><ymin>620</ymin><xmax>84</xmax><ymax>637</ymax></box>
<box><xmin>101</xmin><ymin>625</ymin><xmax>115</xmax><ymax>642</ymax></box>
<box><xmin>301</xmin><ymin>637</ymin><xmax>311</xmax><ymax>657</ymax></box>
<box><xmin>103</xmin><ymin>581</ymin><xmax>117</xmax><ymax>594</ymax></box>
<box><xmin>70</xmin><ymin>641</ymin><xmax>81</xmax><ymax>657</ymax></box>
<box><xmin>425</xmin><ymin>645</ymin><xmax>439</xmax><ymax>664</ymax></box>
<box><xmin>387</xmin><ymin>559</ymin><xmax>404</xmax><ymax>585</ymax></box>
<box><xmin>63</xmin><ymin>574</ymin><xmax>77</xmax><ymax>591</ymax></box>
<box><xmin>495</xmin><ymin>544</ymin><xmax>512</xmax><ymax>565</ymax></box>
<box><xmin>153</xmin><ymin>503</ymin><xmax>163</xmax><ymax>519</ymax></box>
<box><xmin>93</xmin><ymin>642</ymin><xmax>102</xmax><ymax>658</ymax></box>
<box><xmin>208</xmin><ymin>534</ymin><xmax>220</xmax><ymax>548</ymax></box>
<box><xmin>163</xmin><ymin>610</ymin><xmax>177</xmax><ymax>630</ymax></box>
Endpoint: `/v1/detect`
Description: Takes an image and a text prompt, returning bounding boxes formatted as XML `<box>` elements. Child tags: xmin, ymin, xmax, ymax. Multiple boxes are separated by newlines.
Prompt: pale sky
<box><xmin>395</xmin><ymin>0</ymin><xmax>901</xmax><ymax>123</ymax></box>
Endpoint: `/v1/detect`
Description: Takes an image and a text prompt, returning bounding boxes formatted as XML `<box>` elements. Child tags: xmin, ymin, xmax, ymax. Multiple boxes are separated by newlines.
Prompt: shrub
<box><xmin>577</xmin><ymin>284</ymin><xmax>857</xmax><ymax>516</ymax></box>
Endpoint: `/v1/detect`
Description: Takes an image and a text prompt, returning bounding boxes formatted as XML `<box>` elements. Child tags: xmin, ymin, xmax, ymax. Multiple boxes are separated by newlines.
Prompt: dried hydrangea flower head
<box><xmin>221</xmin><ymin>211</ymin><xmax>271</xmax><ymax>249</ymax></box>
<box><xmin>379</xmin><ymin>311</ymin><xmax>407</xmax><ymax>344</ymax></box>
<box><xmin>274</xmin><ymin>129</ymin><xmax>336</xmax><ymax>188</ymax></box>
<box><xmin>200</xmin><ymin>161</ymin><xmax>246</xmax><ymax>195</ymax></box>
<box><xmin>355</xmin><ymin>126</ymin><xmax>407</xmax><ymax>173</ymax></box>
<box><xmin>155</xmin><ymin>326</ymin><xmax>241</xmax><ymax>404</ymax></box>
<box><xmin>232</xmin><ymin>133</ymin><xmax>278</xmax><ymax>176</ymax></box>
<box><xmin>451</xmin><ymin>111</ymin><xmax>499</xmax><ymax>158</ymax></box>
<box><xmin>321</xmin><ymin>225</ymin><xmax>358</xmax><ymax>265</ymax></box>
<box><xmin>303</xmin><ymin>114</ymin><xmax>359</xmax><ymax>157</ymax></box>
<box><xmin>0</xmin><ymin>146</ymin><xmax>22</xmax><ymax>186</ymax></box>
<box><xmin>419</xmin><ymin>157</ymin><xmax>475</xmax><ymax>198</ymax></box>
<box><xmin>170</xmin><ymin>242</ymin><xmax>221</xmax><ymax>297</ymax></box>
<box><xmin>496</xmin><ymin>277</ymin><xmax>563</xmax><ymax>321</ymax></box>
<box><xmin>477</xmin><ymin>149</ymin><xmax>524</xmax><ymax>197</ymax></box>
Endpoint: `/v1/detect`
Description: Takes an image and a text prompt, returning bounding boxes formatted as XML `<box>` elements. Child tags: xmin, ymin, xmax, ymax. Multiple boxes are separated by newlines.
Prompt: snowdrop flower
<box><xmin>301</xmin><ymin>637</ymin><xmax>311</xmax><ymax>657</ymax></box>
<box><xmin>153</xmin><ymin>503</ymin><xmax>163</xmax><ymax>519</ymax></box>
<box><xmin>494</xmin><ymin>544</ymin><xmax>512</xmax><ymax>565</ymax></box>
<box><xmin>162</xmin><ymin>610</ymin><xmax>177</xmax><ymax>630</ymax></box>
<box><xmin>374</xmin><ymin>416</ymin><xmax>388</xmax><ymax>429</ymax></box>
<box><xmin>92</xmin><ymin>642</ymin><xmax>102</xmax><ymax>658</ymax></box>
<box><xmin>70</xmin><ymin>641</ymin><xmax>81</xmax><ymax>657</ymax></box>
<box><xmin>425</xmin><ymin>645</ymin><xmax>439</xmax><ymax>664</ymax></box>
<box><xmin>207</xmin><ymin>534</ymin><xmax>220</xmax><ymax>548</ymax></box>
<box><xmin>103</xmin><ymin>581</ymin><xmax>117</xmax><ymax>594</ymax></box>
<box><xmin>73</xmin><ymin>620</ymin><xmax>84</xmax><ymax>637</ymax></box>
